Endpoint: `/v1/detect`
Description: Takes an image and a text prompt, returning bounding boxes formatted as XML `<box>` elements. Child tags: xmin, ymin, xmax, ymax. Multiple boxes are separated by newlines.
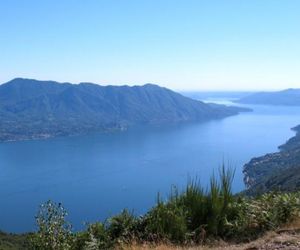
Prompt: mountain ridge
<box><xmin>236</xmin><ymin>88</ymin><xmax>300</xmax><ymax>106</ymax></box>
<box><xmin>0</xmin><ymin>78</ymin><xmax>249</xmax><ymax>142</ymax></box>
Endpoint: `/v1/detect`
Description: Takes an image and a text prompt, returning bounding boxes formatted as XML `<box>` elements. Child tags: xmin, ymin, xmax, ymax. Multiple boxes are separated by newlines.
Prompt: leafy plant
<box><xmin>143</xmin><ymin>200</ymin><xmax>187</xmax><ymax>243</ymax></box>
<box><xmin>27</xmin><ymin>167</ymin><xmax>300</xmax><ymax>249</ymax></box>
<box><xmin>107</xmin><ymin>209</ymin><xmax>138</xmax><ymax>244</ymax></box>
<box><xmin>30</xmin><ymin>200</ymin><xmax>72</xmax><ymax>250</ymax></box>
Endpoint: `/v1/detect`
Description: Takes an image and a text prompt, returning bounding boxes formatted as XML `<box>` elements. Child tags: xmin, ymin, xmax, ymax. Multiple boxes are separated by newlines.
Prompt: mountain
<box><xmin>243</xmin><ymin>125</ymin><xmax>300</xmax><ymax>195</ymax></box>
<box><xmin>181</xmin><ymin>91</ymin><xmax>253</xmax><ymax>101</ymax></box>
<box><xmin>236</xmin><ymin>89</ymin><xmax>300</xmax><ymax>106</ymax></box>
<box><xmin>0</xmin><ymin>78</ymin><xmax>249</xmax><ymax>142</ymax></box>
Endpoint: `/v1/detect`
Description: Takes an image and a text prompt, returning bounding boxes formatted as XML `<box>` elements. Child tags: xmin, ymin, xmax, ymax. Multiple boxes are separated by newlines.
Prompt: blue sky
<box><xmin>1</xmin><ymin>0</ymin><xmax>300</xmax><ymax>90</ymax></box>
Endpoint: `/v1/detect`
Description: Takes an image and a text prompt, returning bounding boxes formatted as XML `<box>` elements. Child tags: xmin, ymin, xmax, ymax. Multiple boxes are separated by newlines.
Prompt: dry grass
<box><xmin>279</xmin><ymin>217</ymin><xmax>300</xmax><ymax>231</ymax></box>
<box><xmin>121</xmin><ymin>218</ymin><xmax>300</xmax><ymax>250</ymax></box>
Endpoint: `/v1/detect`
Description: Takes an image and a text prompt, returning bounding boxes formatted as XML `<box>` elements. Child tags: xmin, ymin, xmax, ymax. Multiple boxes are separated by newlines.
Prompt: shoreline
<box><xmin>243</xmin><ymin>124</ymin><xmax>300</xmax><ymax>194</ymax></box>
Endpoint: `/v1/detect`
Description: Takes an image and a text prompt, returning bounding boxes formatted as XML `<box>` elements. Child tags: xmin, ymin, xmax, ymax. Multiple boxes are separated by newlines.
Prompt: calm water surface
<box><xmin>1</xmin><ymin>100</ymin><xmax>300</xmax><ymax>232</ymax></box>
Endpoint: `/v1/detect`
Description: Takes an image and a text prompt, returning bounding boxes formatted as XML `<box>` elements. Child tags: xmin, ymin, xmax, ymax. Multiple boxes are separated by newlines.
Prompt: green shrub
<box><xmin>140</xmin><ymin>166</ymin><xmax>236</xmax><ymax>243</ymax></box>
<box><xmin>143</xmin><ymin>200</ymin><xmax>188</xmax><ymax>243</ymax></box>
<box><xmin>29</xmin><ymin>167</ymin><xmax>300</xmax><ymax>248</ymax></box>
<box><xmin>107</xmin><ymin>209</ymin><xmax>138</xmax><ymax>244</ymax></box>
<box><xmin>226</xmin><ymin>192</ymin><xmax>300</xmax><ymax>240</ymax></box>
<box><xmin>71</xmin><ymin>231</ymin><xmax>90</xmax><ymax>250</ymax></box>
<box><xmin>71</xmin><ymin>222</ymin><xmax>113</xmax><ymax>250</ymax></box>
<box><xmin>179</xmin><ymin>179</ymin><xmax>207</xmax><ymax>233</ymax></box>
<box><xmin>30</xmin><ymin>200</ymin><xmax>72</xmax><ymax>250</ymax></box>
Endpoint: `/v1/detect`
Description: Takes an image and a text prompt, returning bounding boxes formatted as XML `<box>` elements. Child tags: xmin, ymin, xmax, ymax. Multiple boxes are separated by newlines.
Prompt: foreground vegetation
<box><xmin>0</xmin><ymin>231</ymin><xmax>30</xmax><ymax>250</ymax></box>
<box><xmin>2</xmin><ymin>167</ymin><xmax>300</xmax><ymax>249</ymax></box>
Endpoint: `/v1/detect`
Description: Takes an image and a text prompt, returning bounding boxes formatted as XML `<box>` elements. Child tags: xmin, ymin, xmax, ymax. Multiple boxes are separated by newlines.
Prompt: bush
<box><xmin>82</xmin><ymin>222</ymin><xmax>112</xmax><ymax>250</ymax></box>
<box><xmin>226</xmin><ymin>192</ymin><xmax>300</xmax><ymax>240</ymax></box>
<box><xmin>143</xmin><ymin>200</ymin><xmax>188</xmax><ymax>243</ymax></box>
<box><xmin>29</xmin><ymin>167</ymin><xmax>300</xmax><ymax>248</ymax></box>
<box><xmin>107</xmin><ymin>209</ymin><xmax>138</xmax><ymax>244</ymax></box>
<box><xmin>30</xmin><ymin>200</ymin><xmax>72</xmax><ymax>250</ymax></box>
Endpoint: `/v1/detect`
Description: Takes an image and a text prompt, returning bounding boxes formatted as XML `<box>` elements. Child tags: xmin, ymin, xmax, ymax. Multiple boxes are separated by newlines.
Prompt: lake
<box><xmin>1</xmin><ymin>97</ymin><xmax>300</xmax><ymax>232</ymax></box>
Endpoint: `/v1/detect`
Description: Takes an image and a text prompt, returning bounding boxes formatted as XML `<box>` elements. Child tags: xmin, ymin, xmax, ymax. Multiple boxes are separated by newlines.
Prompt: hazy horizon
<box><xmin>0</xmin><ymin>77</ymin><xmax>296</xmax><ymax>92</ymax></box>
<box><xmin>1</xmin><ymin>0</ymin><xmax>300</xmax><ymax>91</ymax></box>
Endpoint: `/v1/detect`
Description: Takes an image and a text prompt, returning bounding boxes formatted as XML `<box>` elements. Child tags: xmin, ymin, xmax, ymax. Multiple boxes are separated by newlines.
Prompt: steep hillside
<box><xmin>243</xmin><ymin>125</ymin><xmax>300</xmax><ymax>195</ymax></box>
<box><xmin>0</xmin><ymin>78</ymin><xmax>249</xmax><ymax>142</ymax></box>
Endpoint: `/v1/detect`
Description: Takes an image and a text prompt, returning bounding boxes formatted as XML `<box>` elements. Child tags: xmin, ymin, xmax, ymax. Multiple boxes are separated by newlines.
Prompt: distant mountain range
<box><xmin>182</xmin><ymin>91</ymin><xmax>253</xmax><ymax>101</ymax></box>
<box><xmin>0</xmin><ymin>78</ymin><xmax>249</xmax><ymax>142</ymax></box>
<box><xmin>236</xmin><ymin>89</ymin><xmax>300</xmax><ymax>106</ymax></box>
<box><xmin>243</xmin><ymin>125</ymin><xmax>300</xmax><ymax>195</ymax></box>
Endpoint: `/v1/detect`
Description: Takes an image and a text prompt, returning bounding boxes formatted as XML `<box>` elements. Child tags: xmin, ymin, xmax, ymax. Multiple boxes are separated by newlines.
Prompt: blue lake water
<box><xmin>1</xmin><ymin>99</ymin><xmax>300</xmax><ymax>232</ymax></box>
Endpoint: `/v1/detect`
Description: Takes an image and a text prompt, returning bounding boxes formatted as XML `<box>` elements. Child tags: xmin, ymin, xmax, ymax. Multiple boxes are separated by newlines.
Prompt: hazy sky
<box><xmin>1</xmin><ymin>0</ymin><xmax>300</xmax><ymax>90</ymax></box>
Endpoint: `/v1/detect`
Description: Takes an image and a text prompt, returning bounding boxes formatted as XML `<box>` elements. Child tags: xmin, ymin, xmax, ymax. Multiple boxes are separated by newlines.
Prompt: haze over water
<box><xmin>1</xmin><ymin>96</ymin><xmax>300</xmax><ymax>233</ymax></box>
